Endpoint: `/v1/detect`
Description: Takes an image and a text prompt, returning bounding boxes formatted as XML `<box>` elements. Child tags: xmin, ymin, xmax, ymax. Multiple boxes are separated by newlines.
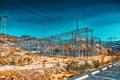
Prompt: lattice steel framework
<box><xmin>11</xmin><ymin>19</ymin><xmax>104</xmax><ymax>56</ymax></box>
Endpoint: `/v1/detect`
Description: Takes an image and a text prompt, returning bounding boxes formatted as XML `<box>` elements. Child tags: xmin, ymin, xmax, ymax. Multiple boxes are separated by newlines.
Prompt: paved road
<box><xmin>86</xmin><ymin>64</ymin><xmax>120</xmax><ymax>80</ymax></box>
<box><xmin>69</xmin><ymin>61</ymin><xmax>120</xmax><ymax>80</ymax></box>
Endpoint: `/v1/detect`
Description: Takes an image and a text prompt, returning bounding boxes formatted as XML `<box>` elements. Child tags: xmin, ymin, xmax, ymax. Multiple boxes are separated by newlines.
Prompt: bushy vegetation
<box><xmin>66</xmin><ymin>60</ymin><xmax>102</xmax><ymax>75</ymax></box>
<box><xmin>84</xmin><ymin>61</ymin><xmax>92</xmax><ymax>69</ymax></box>
<box><xmin>66</xmin><ymin>60</ymin><xmax>92</xmax><ymax>74</ymax></box>
<box><xmin>92</xmin><ymin>60</ymin><xmax>100</xmax><ymax>68</ymax></box>
<box><xmin>66</xmin><ymin>61</ymin><xmax>78</xmax><ymax>71</ymax></box>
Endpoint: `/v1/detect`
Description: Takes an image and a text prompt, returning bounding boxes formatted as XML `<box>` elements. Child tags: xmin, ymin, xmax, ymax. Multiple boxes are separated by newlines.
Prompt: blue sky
<box><xmin>0</xmin><ymin>0</ymin><xmax>120</xmax><ymax>40</ymax></box>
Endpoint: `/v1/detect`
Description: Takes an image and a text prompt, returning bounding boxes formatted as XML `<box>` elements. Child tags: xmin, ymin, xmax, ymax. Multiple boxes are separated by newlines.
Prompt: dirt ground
<box><xmin>0</xmin><ymin>52</ymin><xmax>119</xmax><ymax>80</ymax></box>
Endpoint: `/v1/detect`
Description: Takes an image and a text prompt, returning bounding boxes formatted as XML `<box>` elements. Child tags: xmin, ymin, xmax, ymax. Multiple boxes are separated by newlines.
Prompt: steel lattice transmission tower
<box><xmin>75</xmin><ymin>18</ymin><xmax>79</xmax><ymax>56</ymax></box>
<box><xmin>0</xmin><ymin>16</ymin><xmax>7</xmax><ymax>33</ymax></box>
<box><xmin>0</xmin><ymin>16</ymin><xmax>7</xmax><ymax>49</ymax></box>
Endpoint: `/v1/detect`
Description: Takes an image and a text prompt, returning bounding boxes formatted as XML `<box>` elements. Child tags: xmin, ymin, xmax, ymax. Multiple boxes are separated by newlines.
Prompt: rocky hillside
<box><xmin>0</xmin><ymin>34</ymin><xmax>38</xmax><ymax>43</ymax></box>
<box><xmin>0</xmin><ymin>33</ymin><xmax>18</xmax><ymax>43</ymax></box>
<box><xmin>0</xmin><ymin>34</ymin><xmax>119</xmax><ymax>80</ymax></box>
<box><xmin>0</xmin><ymin>33</ymin><xmax>112</xmax><ymax>55</ymax></box>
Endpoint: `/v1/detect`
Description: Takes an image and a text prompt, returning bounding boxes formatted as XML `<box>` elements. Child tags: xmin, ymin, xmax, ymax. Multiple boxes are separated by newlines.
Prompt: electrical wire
<box><xmin>1</xmin><ymin>0</ymin><xmax>59</xmax><ymax>24</ymax></box>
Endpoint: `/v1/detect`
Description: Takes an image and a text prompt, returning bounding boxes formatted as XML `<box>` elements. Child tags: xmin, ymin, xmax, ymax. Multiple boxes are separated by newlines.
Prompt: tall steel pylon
<box><xmin>75</xmin><ymin>18</ymin><xmax>79</xmax><ymax>56</ymax></box>
<box><xmin>0</xmin><ymin>16</ymin><xmax>7</xmax><ymax>50</ymax></box>
<box><xmin>107</xmin><ymin>36</ymin><xmax>116</xmax><ymax>52</ymax></box>
<box><xmin>0</xmin><ymin>16</ymin><xmax>7</xmax><ymax>33</ymax></box>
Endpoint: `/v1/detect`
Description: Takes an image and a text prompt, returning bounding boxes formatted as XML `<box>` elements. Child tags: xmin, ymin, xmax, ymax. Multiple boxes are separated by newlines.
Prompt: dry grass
<box><xmin>0</xmin><ymin>53</ymin><xmax>33</xmax><ymax>66</ymax></box>
<box><xmin>0</xmin><ymin>52</ymin><xmax>119</xmax><ymax>80</ymax></box>
<box><xmin>0</xmin><ymin>66</ymin><xmax>70</xmax><ymax>80</ymax></box>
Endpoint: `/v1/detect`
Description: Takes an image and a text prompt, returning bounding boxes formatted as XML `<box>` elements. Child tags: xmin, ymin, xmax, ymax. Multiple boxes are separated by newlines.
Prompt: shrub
<box><xmin>92</xmin><ymin>60</ymin><xmax>100</xmax><ymax>68</ymax></box>
<box><xmin>66</xmin><ymin>60</ymin><xmax>91</xmax><ymax>74</ymax></box>
<box><xmin>84</xmin><ymin>61</ymin><xmax>92</xmax><ymax>69</ymax></box>
<box><xmin>66</xmin><ymin>60</ymin><xmax>79</xmax><ymax>71</ymax></box>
